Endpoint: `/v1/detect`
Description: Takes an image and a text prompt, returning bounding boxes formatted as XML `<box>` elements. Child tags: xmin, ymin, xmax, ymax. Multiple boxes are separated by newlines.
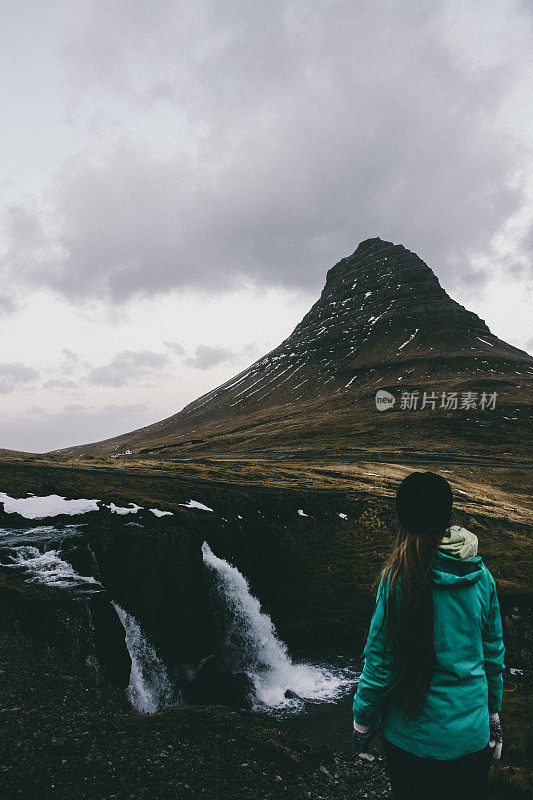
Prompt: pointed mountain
<box><xmin>56</xmin><ymin>238</ymin><xmax>533</xmax><ymax>462</ymax></box>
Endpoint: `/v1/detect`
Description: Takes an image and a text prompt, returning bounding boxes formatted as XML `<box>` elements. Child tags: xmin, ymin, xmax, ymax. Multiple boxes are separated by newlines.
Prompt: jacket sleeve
<box><xmin>482</xmin><ymin>575</ymin><xmax>505</xmax><ymax>714</ymax></box>
<box><xmin>353</xmin><ymin>575</ymin><xmax>399</xmax><ymax>727</ymax></box>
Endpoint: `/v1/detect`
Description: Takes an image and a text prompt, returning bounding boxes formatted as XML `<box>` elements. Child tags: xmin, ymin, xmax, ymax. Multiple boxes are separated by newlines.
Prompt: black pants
<box><xmin>382</xmin><ymin>736</ymin><xmax>492</xmax><ymax>800</ymax></box>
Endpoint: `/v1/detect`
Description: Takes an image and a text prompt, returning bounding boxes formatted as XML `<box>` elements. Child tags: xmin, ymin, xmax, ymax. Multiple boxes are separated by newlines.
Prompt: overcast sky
<box><xmin>1</xmin><ymin>0</ymin><xmax>532</xmax><ymax>453</ymax></box>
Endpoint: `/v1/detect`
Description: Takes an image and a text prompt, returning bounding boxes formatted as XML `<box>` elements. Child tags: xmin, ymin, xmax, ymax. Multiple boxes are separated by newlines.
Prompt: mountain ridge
<box><xmin>53</xmin><ymin>238</ymin><xmax>533</xmax><ymax>459</ymax></box>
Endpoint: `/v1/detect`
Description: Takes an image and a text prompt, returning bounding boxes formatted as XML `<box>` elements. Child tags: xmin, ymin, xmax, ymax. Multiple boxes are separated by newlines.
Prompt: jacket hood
<box><xmin>433</xmin><ymin>526</ymin><xmax>483</xmax><ymax>586</ymax></box>
<box><xmin>439</xmin><ymin>525</ymin><xmax>478</xmax><ymax>560</ymax></box>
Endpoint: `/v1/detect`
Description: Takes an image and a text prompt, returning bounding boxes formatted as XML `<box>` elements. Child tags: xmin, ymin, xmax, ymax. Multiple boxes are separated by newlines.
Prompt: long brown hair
<box><xmin>379</xmin><ymin>472</ymin><xmax>453</xmax><ymax>719</ymax></box>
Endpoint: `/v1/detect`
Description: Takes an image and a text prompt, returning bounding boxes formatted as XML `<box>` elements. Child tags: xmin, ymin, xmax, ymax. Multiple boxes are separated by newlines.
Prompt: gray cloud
<box><xmin>164</xmin><ymin>340</ymin><xmax>186</xmax><ymax>356</ymax></box>
<box><xmin>240</xmin><ymin>342</ymin><xmax>260</xmax><ymax>358</ymax></box>
<box><xmin>183</xmin><ymin>342</ymin><xmax>260</xmax><ymax>369</ymax></box>
<box><xmin>88</xmin><ymin>350</ymin><xmax>169</xmax><ymax>387</ymax></box>
<box><xmin>60</xmin><ymin>348</ymin><xmax>80</xmax><ymax>375</ymax></box>
<box><xmin>0</xmin><ymin>362</ymin><xmax>40</xmax><ymax>394</ymax></box>
<box><xmin>0</xmin><ymin>403</ymin><xmax>151</xmax><ymax>453</ymax></box>
<box><xmin>1</xmin><ymin>1</ymin><xmax>532</xmax><ymax>302</ymax></box>
<box><xmin>0</xmin><ymin>295</ymin><xmax>18</xmax><ymax>316</ymax></box>
<box><xmin>184</xmin><ymin>345</ymin><xmax>237</xmax><ymax>370</ymax></box>
<box><xmin>42</xmin><ymin>378</ymin><xmax>78</xmax><ymax>390</ymax></box>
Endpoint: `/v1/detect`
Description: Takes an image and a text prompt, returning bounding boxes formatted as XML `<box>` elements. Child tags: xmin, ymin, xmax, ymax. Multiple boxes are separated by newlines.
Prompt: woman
<box><xmin>352</xmin><ymin>471</ymin><xmax>505</xmax><ymax>800</ymax></box>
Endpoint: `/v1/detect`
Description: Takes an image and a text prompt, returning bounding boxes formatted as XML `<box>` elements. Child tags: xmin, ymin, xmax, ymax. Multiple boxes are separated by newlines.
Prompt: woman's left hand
<box><xmin>353</xmin><ymin>720</ymin><xmax>375</xmax><ymax>761</ymax></box>
<box><xmin>489</xmin><ymin>714</ymin><xmax>503</xmax><ymax>760</ymax></box>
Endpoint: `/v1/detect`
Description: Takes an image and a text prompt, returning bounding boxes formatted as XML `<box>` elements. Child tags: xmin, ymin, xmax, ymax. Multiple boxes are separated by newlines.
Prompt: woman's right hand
<box><xmin>489</xmin><ymin>713</ymin><xmax>503</xmax><ymax>760</ymax></box>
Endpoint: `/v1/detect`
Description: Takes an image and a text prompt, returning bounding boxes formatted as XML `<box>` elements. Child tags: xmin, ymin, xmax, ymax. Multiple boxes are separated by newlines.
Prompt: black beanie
<box><xmin>395</xmin><ymin>471</ymin><xmax>453</xmax><ymax>534</ymax></box>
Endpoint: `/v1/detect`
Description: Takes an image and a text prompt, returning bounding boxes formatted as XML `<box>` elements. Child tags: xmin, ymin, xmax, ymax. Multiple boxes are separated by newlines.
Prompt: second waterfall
<box><xmin>201</xmin><ymin>541</ymin><xmax>357</xmax><ymax>711</ymax></box>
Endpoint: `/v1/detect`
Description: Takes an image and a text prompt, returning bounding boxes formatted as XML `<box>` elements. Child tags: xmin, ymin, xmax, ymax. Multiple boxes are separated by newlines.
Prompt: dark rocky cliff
<box><xmin>0</xmin><ymin>506</ymin><xmax>221</xmax><ymax>695</ymax></box>
<box><xmin>80</xmin><ymin>511</ymin><xmax>220</xmax><ymax>679</ymax></box>
<box><xmin>0</xmin><ymin>571</ymin><xmax>131</xmax><ymax>689</ymax></box>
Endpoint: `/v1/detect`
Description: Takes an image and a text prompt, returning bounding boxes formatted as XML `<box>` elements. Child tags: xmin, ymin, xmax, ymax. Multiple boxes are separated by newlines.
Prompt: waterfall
<box><xmin>86</xmin><ymin>542</ymin><xmax>102</xmax><ymax>581</ymax></box>
<box><xmin>85</xmin><ymin>606</ymin><xmax>99</xmax><ymax>670</ymax></box>
<box><xmin>201</xmin><ymin>541</ymin><xmax>356</xmax><ymax>711</ymax></box>
<box><xmin>112</xmin><ymin>602</ymin><xmax>177</xmax><ymax>714</ymax></box>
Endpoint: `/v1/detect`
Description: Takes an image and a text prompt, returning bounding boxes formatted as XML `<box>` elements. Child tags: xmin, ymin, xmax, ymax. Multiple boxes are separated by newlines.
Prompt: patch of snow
<box><xmin>216</xmin><ymin>370</ymin><xmax>252</xmax><ymax>394</ymax></box>
<box><xmin>179</xmin><ymin>499</ymin><xmax>214</xmax><ymax>512</ymax></box>
<box><xmin>363</xmin><ymin>472</ymin><xmax>380</xmax><ymax>476</ymax></box>
<box><xmin>510</xmin><ymin>668</ymin><xmax>523</xmax><ymax>676</ymax></box>
<box><xmin>476</xmin><ymin>337</ymin><xmax>494</xmax><ymax>346</ymax></box>
<box><xmin>233</xmin><ymin>376</ymin><xmax>264</xmax><ymax>398</ymax></box>
<box><xmin>456</xmin><ymin>490</ymin><xmax>468</xmax><ymax>495</ymax></box>
<box><xmin>0</xmin><ymin>492</ymin><xmax>100</xmax><ymax>519</ymax></box>
<box><xmin>107</xmin><ymin>502</ymin><xmax>142</xmax><ymax>515</ymax></box>
<box><xmin>398</xmin><ymin>328</ymin><xmax>419</xmax><ymax>350</ymax></box>
<box><xmin>298</xmin><ymin>509</ymin><xmax>308</xmax><ymax>517</ymax></box>
<box><xmin>149</xmin><ymin>508</ymin><xmax>174</xmax><ymax>517</ymax></box>
<box><xmin>292</xmin><ymin>379</ymin><xmax>309</xmax><ymax>390</ymax></box>
<box><xmin>338</xmin><ymin>513</ymin><xmax>348</xmax><ymax>520</ymax></box>
<box><xmin>245</xmin><ymin>362</ymin><xmax>306</xmax><ymax>405</ymax></box>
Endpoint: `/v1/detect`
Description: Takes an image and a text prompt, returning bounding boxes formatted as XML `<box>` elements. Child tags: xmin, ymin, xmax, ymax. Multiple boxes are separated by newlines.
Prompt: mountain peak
<box><xmin>324</xmin><ymin>237</ymin><xmax>441</xmax><ymax>298</ymax></box>
<box><xmin>56</xmin><ymin>239</ymin><xmax>533</xmax><ymax>458</ymax></box>
<box><xmin>355</xmin><ymin>236</ymin><xmax>400</xmax><ymax>255</ymax></box>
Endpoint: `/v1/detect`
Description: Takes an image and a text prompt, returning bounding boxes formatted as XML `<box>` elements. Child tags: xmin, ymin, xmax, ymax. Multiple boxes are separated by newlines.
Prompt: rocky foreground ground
<box><xmin>0</xmin><ymin>634</ymin><xmax>393</xmax><ymax>800</ymax></box>
<box><xmin>1</xmin><ymin>633</ymin><xmax>531</xmax><ymax>800</ymax></box>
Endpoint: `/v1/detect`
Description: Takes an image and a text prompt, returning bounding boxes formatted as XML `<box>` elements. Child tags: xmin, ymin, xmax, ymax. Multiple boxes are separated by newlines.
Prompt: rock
<box><xmin>83</xmin><ymin>513</ymin><xmax>217</xmax><ymax>676</ymax></box>
<box><xmin>182</xmin><ymin>656</ymin><xmax>255</xmax><ymax>709</ymax></box>
<box><xmin>0</xmin><ymin>570</ymin><xmax>130</xmax><ymax>689</ymax></box>
<box><xmin>284</xmin><ymin>689</ymin><xmax>300</xmax><ymax>699</ymax></box>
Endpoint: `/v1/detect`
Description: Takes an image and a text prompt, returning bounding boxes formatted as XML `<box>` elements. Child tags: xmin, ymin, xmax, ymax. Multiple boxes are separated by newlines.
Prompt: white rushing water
<box><xmin>112</xmin><ymin>602</ymin><xmax>176</xmax><ymax>714</ymax></box>
<box><xmin>5</xmin><ymin>544</ymin><xmax>100</xmax><ymax>588</ymax></box>
<box><xmin>201</xmin><ymin>541</ymin><xmax>357</xmax><ymax>712</ymax></box>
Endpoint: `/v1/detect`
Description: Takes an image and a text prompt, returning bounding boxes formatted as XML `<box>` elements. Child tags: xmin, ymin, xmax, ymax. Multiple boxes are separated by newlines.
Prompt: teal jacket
<box><xmin>352</xmin><ymin>546</ymin><xmax>505</xmax><ymax>759</ymax></box>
